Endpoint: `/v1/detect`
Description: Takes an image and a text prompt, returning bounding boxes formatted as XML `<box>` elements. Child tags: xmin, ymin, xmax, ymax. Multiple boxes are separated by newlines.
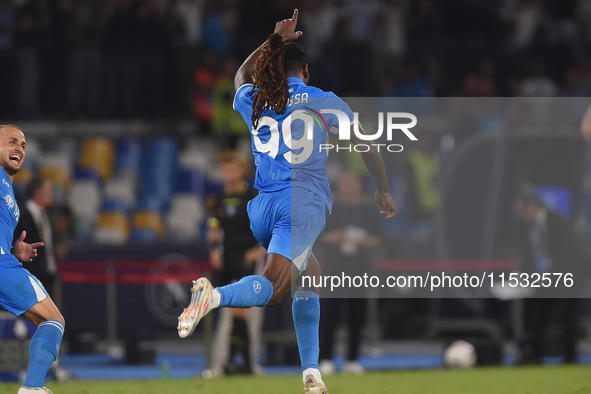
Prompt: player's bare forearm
<box><xmin>361</xmin><ymin>147</ymin><xmax>390</xmax><ymax>193</ymax></box>
<box><xmin>234</xmin><ymin>9</ymin><xmax>303</xmax><ymax>90</ymax></box>
<box><xmin>351</xmin><ymin>124</ymin><xmax>389</xmax><ymax>193</ymax></box>
<box><xmin>351</xmin><ymin>124</ymin><xmax>398</xmax><ymax>218</ymax></box>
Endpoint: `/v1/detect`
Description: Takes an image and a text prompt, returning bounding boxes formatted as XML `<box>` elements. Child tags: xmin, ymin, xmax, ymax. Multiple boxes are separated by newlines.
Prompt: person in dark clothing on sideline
<box><xmin>514</xmin><ymin>184</ymin><xmax>587</xmax><ymax>364</ymax></box>
<box><xmin>318</xmin><ymin>171</ymin><xmax>382</xmax><ymax>375</ymax></box>
<box><xmin>207</xmin><ymin>150</ymin><xmax>265</xmax><ymax>375</ymax></box>
<box><xmin>14</xmin><ymin>176</ymin><xmax>56</xmax><ymax>296</ymax></box>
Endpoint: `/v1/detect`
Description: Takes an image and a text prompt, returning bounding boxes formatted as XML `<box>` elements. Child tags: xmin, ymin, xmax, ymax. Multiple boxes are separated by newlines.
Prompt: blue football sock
<box><xmin>24</xmin><ymin>320</ymin><xmax>64</xmax><ymax>388</ymax></box>
<box><xmin>292</xmin><ymin>290</ymin><xmax>320</xmax><ymax>371</ymax></box>
<box><xmin>218</xmin><ymin>275</ymin><xmax>273</xmax><ymax>308</ymax></box>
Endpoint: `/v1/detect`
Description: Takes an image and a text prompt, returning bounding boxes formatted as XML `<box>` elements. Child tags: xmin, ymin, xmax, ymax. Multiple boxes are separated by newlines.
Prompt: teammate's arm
<box><xmin>351</xmin><ymin>124</ymin><xmax>398</xmax><ymax>219</ymax></box>
<box><xmin>12</xmin><ymin>230</ymin><xmax>43</xmax><ymax>263</ymax></box>
<box><xmin>234</xmin><ymin>9</ymin><xmax>303</xmax><ymax>90</ymax></box>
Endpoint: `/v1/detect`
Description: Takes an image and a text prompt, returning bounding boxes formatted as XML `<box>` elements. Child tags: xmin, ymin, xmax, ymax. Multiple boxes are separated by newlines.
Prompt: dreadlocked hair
<box><xmin>251</xmin><ymin>33</ymin><xmax>308</xmax><ymax>128</ymax></box>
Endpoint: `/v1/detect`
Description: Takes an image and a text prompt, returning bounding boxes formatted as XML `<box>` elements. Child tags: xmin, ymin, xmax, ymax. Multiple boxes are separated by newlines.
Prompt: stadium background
<box><xmin>0</xmin><ymin>0</ymin><xmax>591</xmax><ymax>391</ymax></box>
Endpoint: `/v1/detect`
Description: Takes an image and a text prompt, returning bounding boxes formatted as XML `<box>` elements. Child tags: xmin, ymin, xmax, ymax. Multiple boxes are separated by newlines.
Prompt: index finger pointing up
<box><xmin>292</xmin><ymin>9</ymin><xmax>298</xmax><ymax>21</ymax></box>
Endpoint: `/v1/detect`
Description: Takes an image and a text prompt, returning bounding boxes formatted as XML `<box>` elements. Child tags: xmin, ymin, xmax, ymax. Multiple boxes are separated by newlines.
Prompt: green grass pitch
<box><xmin>1</xmin><ymin>365</ymin><xmax>590</xmax><ymax>394</ymax></box>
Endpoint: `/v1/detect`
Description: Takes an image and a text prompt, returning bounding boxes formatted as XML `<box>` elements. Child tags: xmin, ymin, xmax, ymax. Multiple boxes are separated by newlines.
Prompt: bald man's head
<box><xmin>0</xmin><ymin>125</ymin><xmax>26</xmax><ymax>176</ymax></box>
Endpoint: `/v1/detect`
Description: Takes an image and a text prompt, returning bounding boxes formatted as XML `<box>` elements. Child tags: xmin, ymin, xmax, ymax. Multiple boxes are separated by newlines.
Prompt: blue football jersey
<box><xmin>0</xmin><ymin>169</ymin><xmax>20</xmax><ymax>264</ymax></box>
<box><xmin>233</xmin><ymin>76</ymin><xmax>354</xmax><ymax>211</ymax></box>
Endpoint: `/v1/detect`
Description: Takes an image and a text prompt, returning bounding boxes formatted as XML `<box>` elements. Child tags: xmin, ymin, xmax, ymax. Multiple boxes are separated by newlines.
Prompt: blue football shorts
<box><xmin>247</xmin><ymin>186</ymin><xmax>327</xmax><ymax>273</ymax></box>
<box><xmin>0</xmin><ymin>258</ymin><xmax>49</xmax><ymax>316</ymax></box>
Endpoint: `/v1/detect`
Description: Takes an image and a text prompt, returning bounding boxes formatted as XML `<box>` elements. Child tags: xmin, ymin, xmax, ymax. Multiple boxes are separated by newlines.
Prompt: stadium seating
<box><xmin>13</xmin><ymin>166</ymin><xmax>35</xmax><ymax>194</ymax></box>
<box><xmin>165</xmin><ymin>193</ymin><xmax>204</xmax><ymax>241</ymax></box>
<box><xmin>101</xmin><ymin>198</ymin><xmax>130</xmax><ymax>215</ymax></box>
<box><xmin>17</xmin><ymin>135</ymin><xmax>229</xmax><ymax>243</ymax></box>
<box><xmin>35</xmin><ymin>151</ymin><xmax>73</xmax><ymax>198</ymax></box>
<box><xmin>136</xmin><ymin>194</ymin><xmax>166</xmax><ymax>213</ymax></box>
<box><xmin>130</xmin><ymin>229</ymin><xmax>160</xmax><ymax>243</ymax></box>
<box><xmin>104</xmin><ymin>177</ymin><xmax>137</xmax><ymax>211</ymax></box>
<box><xmin>22</xmin><ymin>138</ymin><xmax>41</xmax><ymax>163</ymax></box>
<box><xmin>178</xmin><ymin>139</ymin><xmax>214</xmax><ymax>171</ymax></box>
<box><xmin>133</xmin><ymin>211</ymin><xmax>165</xmax><ymax>238</ymax></box>
<box><xmin>176</xmin><ymin>168</ymin><xmax>206</xmax><ymax>196</ymax></box>
<box><xmin>69</xmin><ymin>179</ymin><xmax>102</xmax><ymax>239</ymax></box>
<box><xmin>93</xmin><ymin>211</ymin><xmax>130</xmax><ymax>244</ymax></box>
<box><xmin>40</xmin><ymin>167</ymin><xmax>70</xmax><ymax>192</ymax></box>
<box><xmin>140</xmin><ymin>137</ymin><xmax>178</xmax><ymax>211</ymax></box>
<box><xmin>80</xmin><ymin>137</ymin><xmax>115</xmax><ymax>180</ymax></box>
<box><xmin>114</xmin><ymin>139</ymin><xmax>143</xmax><ymax>183</ymax></box>
<box><xmin>115</xmin><ymin>139</ymin><xmax>142</xmax><ymax>172</ymax></box>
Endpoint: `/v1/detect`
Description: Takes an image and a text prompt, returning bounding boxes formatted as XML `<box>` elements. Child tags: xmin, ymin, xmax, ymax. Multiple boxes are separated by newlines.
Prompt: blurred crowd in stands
<box><xmin>1</xmin><ymin>0</ymin><xmax>591</xmax><ymax>120</ymax></box>
<box><xmin>12</xmin><ymin>135</ymin><xmax>222</xmax><ymax>243</ymax></box>
<box><xmin>2</xmin><ymin>0</ymin><xmax>591</xmax><ymax>246</ymax></box>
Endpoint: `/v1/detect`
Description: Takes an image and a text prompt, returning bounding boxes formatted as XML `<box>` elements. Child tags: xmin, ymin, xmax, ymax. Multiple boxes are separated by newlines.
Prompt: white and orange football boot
<box><xmin>177</xmin><ymin>277</ymin><xmax>215</xmax><ymax>338</ymax></box>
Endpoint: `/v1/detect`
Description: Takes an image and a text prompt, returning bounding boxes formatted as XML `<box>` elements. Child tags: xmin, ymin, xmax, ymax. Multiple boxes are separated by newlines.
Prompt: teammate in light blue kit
<box><xmin>0</xmin><ymin>125</ymin><xmax>65</xmax><ymax>394</ymax></box>
<box><xmin>178</xmin><ymin>10</ymin><xmax>397</xmax><ymax>393</ymax></box>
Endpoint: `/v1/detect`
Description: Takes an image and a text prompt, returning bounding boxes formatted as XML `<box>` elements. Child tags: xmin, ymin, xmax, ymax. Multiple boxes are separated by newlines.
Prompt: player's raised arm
<box><xmin>234</xmin><ymin>9</ymin><xmax>303</xmax><ymax>90</ymax></box>
<box><xmin>350</xmin><ymin>123</ymin><xmax>398</xmax><ymax>219</ymax></box>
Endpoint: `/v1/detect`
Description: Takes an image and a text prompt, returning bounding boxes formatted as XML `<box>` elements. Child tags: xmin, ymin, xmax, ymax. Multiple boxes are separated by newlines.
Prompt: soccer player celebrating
<box><xmin>178</xmin><ymin>10</ymin><xmax>397</xmax><ymax>393</ymax></box>
<box><xmin>0</xmin><ymin>125</ymin><xmax>65</xmax><ymax>394</ymax></box>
